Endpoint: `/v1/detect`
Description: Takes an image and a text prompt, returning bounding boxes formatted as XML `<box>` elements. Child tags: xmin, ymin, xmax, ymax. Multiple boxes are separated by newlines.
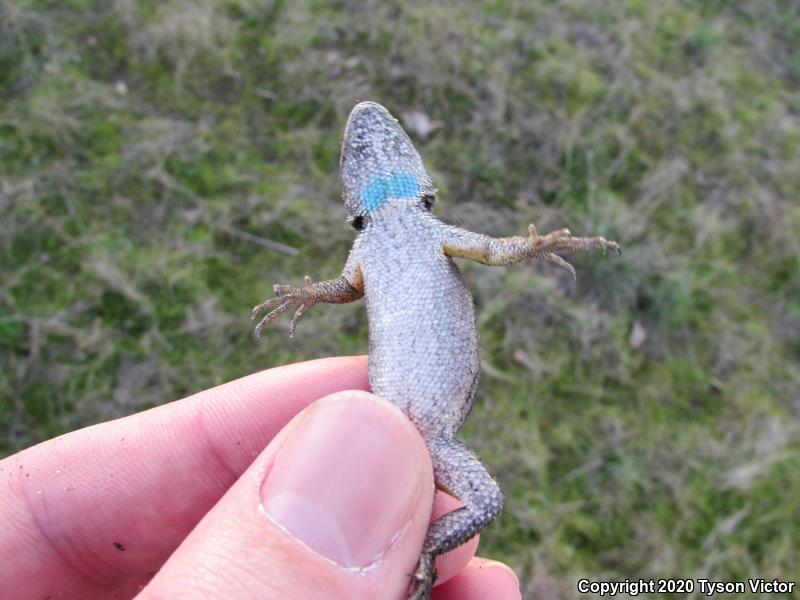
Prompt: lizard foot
<box><xmin>407</xmin><ymin>553</ymin><xmax>436</xmax><ymax>600</ymax></box>
<box><xmin>251</xmin><ymin>276</ymin><xmax>316</xmax><ymax>338</ymax></box>
<box><xmin>528</xmin><ymin>223</ymin><xmax>621</xmax><ymax>275</ymax></box>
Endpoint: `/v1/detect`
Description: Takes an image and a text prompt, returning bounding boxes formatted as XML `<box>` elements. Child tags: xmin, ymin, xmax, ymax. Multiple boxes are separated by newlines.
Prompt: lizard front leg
<box><xmin>441</xmin><ymin>222</ymin><xmax>620</xmax><ymax>277</ymax></box>
<box><xmin>251</xmin><ymin>274</ymin><xmax>363</xmax><ymax>337</ymax></box>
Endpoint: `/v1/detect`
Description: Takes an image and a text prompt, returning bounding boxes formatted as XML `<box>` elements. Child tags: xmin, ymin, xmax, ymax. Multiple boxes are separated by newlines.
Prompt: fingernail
<box><xmin>481</xmin><ymin>560</ymin><xmax>520</xmax><ymax>589</ymax></box>
<box><xmin>260</xmin><ymin>393</ymin><xmax>425</xmax><ymax>568</ymax></box>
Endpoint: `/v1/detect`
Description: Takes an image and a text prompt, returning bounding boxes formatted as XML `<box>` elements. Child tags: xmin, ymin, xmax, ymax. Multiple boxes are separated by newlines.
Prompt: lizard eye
<box><xmin>422</xmin><ymin>194</ymin><xmax>435</xmax><ymax>211</ymax></box>
<box><xmin>349</xmin><ymin>215</ymin><xmax>366</xmax><ymax>231</ymax></box>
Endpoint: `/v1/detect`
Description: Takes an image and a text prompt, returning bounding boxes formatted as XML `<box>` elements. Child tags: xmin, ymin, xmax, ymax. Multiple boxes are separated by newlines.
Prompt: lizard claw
<box><xmin>288</xmin><ymin>304</ymin><xmax>310</xmax><ymax>338</ymax></box>
<box><xmin>251</xmin><ymin>296</ymin><xmax>289</xmax><ymax>320</ymax></box>
<box><xmin>525</xmin><ymin>223</ymin><xmax>621</xmax><ymax>262</ymax></box>
<box><xmin>252</xmin><ymin>279</ymin><xmax>316</xmax><ymax>338</ymax></box>
<box><xmin>252</xmin><ymin>274</ymin><xmax>357</xmax><ymax>339</ymax></box>
<box><xmin>544</xmin><ymin>253</ymin><xmax>577</xmax><ymax>280</ymax></box>
<box><xmin>273</xmin><ymin>284</ymin><xmax>295</xmax><ymax>295</ymax></box>
<box><xmin>253</xmin><ymin>300</ymin><xmax>293</xmax><ymax>337</ymax></box>
<box><xmin>528</xmin><ymin>224</ymin><xmax>572</xmax><ymax>249</ymax></box>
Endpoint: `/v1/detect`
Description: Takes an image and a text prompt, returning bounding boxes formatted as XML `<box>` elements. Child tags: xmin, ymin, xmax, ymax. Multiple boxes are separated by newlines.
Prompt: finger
<box><xmin>0</xmin><ymin>356</ymin><xmax>369</xmax><ymax>600</ymax></box>
<box><xmin>433</xmin><ymin>557</ymin><xmax>521</xmax><ymax>600</ymax></box>
<box><xmin>139</xmin><ymin>391</ymin><xmax>436</xmax><ymax>600</ymax></box>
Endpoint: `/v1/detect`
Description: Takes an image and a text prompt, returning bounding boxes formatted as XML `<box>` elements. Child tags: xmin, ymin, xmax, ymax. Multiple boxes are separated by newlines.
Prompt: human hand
<box><xmin>0</xmin><ymin>356</ymin><xmax>520</xmax><ymax>599</ymax></box>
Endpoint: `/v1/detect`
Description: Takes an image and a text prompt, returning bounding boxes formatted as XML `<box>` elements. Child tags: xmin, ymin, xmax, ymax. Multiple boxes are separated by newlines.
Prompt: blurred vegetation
<box><xmin>2</xmin><ymin>0</ymin><xmax>799</xmax><ymax>596</ymax></box>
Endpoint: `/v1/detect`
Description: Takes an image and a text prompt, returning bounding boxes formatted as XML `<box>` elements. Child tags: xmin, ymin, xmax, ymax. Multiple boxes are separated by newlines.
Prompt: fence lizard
<box><xmin>252</xmin><ymin>101</ymin><xmax>620</xmax><ymax>599</ymax></box>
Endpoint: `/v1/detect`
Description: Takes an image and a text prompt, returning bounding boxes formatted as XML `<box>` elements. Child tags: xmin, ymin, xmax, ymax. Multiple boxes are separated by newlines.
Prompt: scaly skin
<box><xmin>252</xmin><ymin>101</ymin><xmax>621</xmax><ymax>599</ymax></box>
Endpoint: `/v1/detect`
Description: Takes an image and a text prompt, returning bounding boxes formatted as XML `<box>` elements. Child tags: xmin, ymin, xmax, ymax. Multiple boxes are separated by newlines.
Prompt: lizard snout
<box><xmin>340</xmin><ymin>101</ymin><xmax>434</xmax><ymax>216</ymax></box>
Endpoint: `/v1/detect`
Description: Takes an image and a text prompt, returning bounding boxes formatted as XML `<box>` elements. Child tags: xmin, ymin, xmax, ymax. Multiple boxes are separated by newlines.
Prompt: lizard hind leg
<box><xmin>408</xmin><ymin>437</ymin><xmax>504</xmax><ymax>600</ymax></box>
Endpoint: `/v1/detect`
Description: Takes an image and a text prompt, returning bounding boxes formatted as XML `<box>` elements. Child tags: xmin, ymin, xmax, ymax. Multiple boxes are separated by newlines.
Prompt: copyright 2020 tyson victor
<box><xmin>577</xmin><ymin>578</ymin><xmax>796</xmax><ymax>596</ymax></box>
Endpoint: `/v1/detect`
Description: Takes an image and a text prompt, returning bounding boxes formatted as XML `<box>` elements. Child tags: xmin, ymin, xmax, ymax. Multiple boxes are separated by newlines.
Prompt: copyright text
<box><xmin>577</xmin><ymin>578</ymin><xmax>796</xmax><ymax>596</ymax></box>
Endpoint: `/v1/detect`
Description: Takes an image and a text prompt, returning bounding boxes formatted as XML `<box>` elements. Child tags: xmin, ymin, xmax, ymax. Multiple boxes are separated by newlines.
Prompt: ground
<box><xmin>1</xmin><ymin>0</ymin><xmax>799</xmax><ymax>597</ymax></box>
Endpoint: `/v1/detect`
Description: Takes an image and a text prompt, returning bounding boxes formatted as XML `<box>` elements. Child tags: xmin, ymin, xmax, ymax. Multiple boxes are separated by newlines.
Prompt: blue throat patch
<box><xmin>361</xmin><ymin>172</ymin><xmax>420</xmax><ymax>211</ymax></box>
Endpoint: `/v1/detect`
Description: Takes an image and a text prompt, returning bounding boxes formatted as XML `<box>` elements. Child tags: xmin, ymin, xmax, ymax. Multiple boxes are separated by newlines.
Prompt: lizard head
<box><xmin>340</xmin><ymin>101</ymin><xmax>435</xmax><ymax>224</ymax></box>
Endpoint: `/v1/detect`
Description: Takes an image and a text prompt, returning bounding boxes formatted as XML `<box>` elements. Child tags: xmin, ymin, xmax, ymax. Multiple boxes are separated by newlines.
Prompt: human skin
<box><xmin>0</xmin><ymin>356</ymin><xmax>520</xmax><ymax>600</ymax></box>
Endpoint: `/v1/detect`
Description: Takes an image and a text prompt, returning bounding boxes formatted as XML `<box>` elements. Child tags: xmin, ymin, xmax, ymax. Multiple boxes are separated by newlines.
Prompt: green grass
<box><xmin>2</xmin><ymin>0</ymin><xmax>799</xmax><ymax>595</ymax></box>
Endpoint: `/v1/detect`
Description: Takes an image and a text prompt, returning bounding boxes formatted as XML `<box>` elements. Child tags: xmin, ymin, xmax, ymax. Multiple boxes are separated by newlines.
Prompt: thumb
<box><xmin>139</xmin><ymin>391</ymin><xmax>434</xmax><ymax>600</ymax></box>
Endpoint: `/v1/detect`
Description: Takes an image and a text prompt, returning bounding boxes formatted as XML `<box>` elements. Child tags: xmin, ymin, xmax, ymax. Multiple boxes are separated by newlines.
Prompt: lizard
<box><xmin>252</xmin><ymin>101</ymin><xmax>621</xmax><ymax>599</ymax></box>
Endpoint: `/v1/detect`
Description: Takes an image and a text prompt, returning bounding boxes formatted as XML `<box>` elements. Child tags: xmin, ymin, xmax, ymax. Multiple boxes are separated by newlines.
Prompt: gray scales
<box><xmin>252</xmin><ymin>101</ymin><xmax>621</xmax><ymax>599</ymax></box>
